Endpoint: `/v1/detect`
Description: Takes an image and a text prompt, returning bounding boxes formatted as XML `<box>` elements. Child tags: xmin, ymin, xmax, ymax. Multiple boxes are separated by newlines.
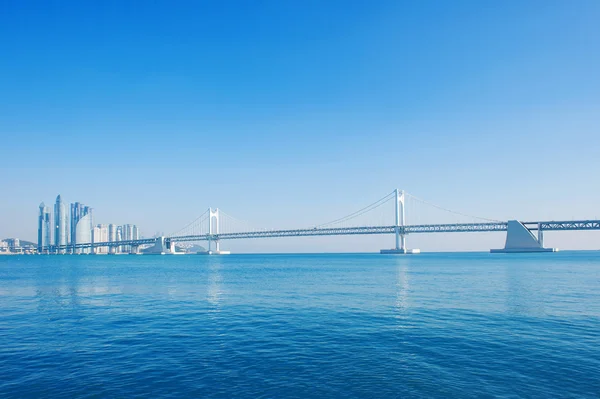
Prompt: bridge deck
<box><xmin>45</xmin><ymin>220</ymin><xmax>600</xmax><ymax>251</ymax></box>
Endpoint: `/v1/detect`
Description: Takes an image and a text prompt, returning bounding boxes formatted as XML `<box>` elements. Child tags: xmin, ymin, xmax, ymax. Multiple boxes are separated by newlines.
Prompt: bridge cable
<box><xmin>218</xmin><ymin>210</ymin><xmax>257</xmax><ymax>234</ymax></box>
<box><xmin>315</xmin><ymin>191</ymin><xmax>396</xmax><ymax>228</ymax></box>
<box><xmin>405</xmin><ymin>193</ymin><xmax>501</xmax><ymax>223</ymax></box>
<box><xmin>169</xmin><ymin>209</ymin><xmax>210</xmax><ymax>237</ymax></box>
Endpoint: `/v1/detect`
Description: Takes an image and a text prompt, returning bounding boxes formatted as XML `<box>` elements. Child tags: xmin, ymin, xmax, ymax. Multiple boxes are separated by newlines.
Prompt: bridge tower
<box><xmin>380</xmin><ymin>189</ymin><xmax>420</xmax><ymax>254</ymax></box>
<box><xmin>203</xmin><ymin>208</ymin><xmax>230</xmax><ymax>255</ymax></box>
<box><xmin>208</xmin><ymin>208</ymin><xmax>219</xmax><ymax>253</ymax></box>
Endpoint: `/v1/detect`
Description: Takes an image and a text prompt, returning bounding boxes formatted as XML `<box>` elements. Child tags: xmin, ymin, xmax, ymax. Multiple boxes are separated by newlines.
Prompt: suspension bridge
<box><xmin>44</xmin><ymin>189</ymin><xmax>600</xmax><ymax>255</ymax></box>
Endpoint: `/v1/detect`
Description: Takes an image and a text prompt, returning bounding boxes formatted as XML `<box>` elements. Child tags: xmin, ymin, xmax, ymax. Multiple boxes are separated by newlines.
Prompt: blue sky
<box><xmin>1</xmin><ymin>0</ymin><xmax>600</xmax><ymax>251</ymax></box>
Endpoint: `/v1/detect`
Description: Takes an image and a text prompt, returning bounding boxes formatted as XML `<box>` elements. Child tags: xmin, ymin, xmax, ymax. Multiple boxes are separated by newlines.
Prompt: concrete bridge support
<box><xmin>491</xmin><ymin>220</ymin><xmax>557</xmax><ymax>253</ymax></box>
<box><xmin>144</xmin><ymin>237</ymin><xmax>176</xmax><ymax>255</ymax></box>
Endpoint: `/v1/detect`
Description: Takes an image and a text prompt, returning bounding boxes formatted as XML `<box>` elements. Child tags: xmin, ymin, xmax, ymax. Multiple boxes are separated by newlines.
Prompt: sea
<box><xmin>1</xmin><ymin>252</ymin><xmax>599</xmax><ymax>398</ymax></box>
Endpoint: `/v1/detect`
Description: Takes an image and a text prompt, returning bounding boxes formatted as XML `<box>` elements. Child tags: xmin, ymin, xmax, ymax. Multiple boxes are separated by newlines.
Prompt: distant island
<box><xmin>2</xmin><ymin>238</ymin><xmax>35</xmax><ymax>247</ymax></box>
<box><xmin>0</xmin><ymin>238</ymin><xmax>36</xmax><ymax>254</ymax></box>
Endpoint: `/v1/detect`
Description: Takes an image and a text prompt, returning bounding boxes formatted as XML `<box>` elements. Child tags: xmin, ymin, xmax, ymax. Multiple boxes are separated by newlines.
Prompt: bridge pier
<box><xmin>129</xmin><ymin>245</ymin><xmax>141</xmax><ymax>255</ymax></box>
<box><xmin>381</xmin><ymin>189</ymin><xmax>420</xmax><ymax>254</ymax></box>
<box><xmin>491</xmin><ymin>220</ymin><xmax>557</xmax><ymax>253</ymax></box>
<box><xmin>143</xmin><ymin>237</ymin><xmax>177</xmax><ymax>255</ymax></box>
<box><xmin>201</xmin><ymin>239</ymin><xmax>230</xmax><ymax>255</ymax></box>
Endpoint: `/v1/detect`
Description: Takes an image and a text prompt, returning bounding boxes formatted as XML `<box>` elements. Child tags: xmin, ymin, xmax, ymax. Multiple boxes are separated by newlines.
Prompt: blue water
<box><xmin>1</xmin><ymin>252</ymin><xmax>599</xmax><ymax>398</ymax></box>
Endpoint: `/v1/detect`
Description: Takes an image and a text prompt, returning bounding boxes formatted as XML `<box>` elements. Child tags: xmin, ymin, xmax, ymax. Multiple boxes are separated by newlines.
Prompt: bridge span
<box><xmin>47</xmin><ymin>220</ymin><xmax>600</xmax><ymax>255</ymax></box>
<box><xmin>42</xmin><ymin>189</ymin><xmax>600</xmax><ymax>254</ymax></box>
<box><xmin>163</xmin><ymin>219</ymin><xmax>600</xmax><ymax>254</ymax></box>
<box><xmin>195</xmin><ymin>220</ymin><xmax>599</xmax><ymax>237</ymax></box>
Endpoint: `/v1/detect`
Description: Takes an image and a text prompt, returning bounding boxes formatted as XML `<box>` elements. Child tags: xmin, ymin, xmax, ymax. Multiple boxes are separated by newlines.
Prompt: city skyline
<box><xmin>2</xmin><ymin>1</ymin><xmax>600</xmax><ymax>252</ymax></box>
<box><xmin>33</xmin><ymin>193</ymin><xmax>140</xmax><ymax>254</ymax></box>
<box><xmin>24</xmin><ymin>188</ymin><xmax>600</xmax><ymax>255</ymax></box>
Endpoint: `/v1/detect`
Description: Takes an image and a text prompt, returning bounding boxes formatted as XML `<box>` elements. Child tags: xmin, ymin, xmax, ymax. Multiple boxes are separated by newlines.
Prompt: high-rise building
<box><xmin>76</xmin><ymin>214</ymin><xmax>92</xmax><ymax>254</ymax></box>
<box><xmin>54</xmin><ymin>195</ymin><xmax>68</xmax><ymax>252</ymax></box>
<box><xmin>6</xmin><ymin>238</ymin><xmax>20</xmax><ymax>252</ymax></box>
<box><xmin>120</xmin><ymin>224</ymin><xmax>139</xmax><ymax>252</ymax></box>
<box><xmin>116</xmin><ymin>225</ymin><xmax>124</xmax><ymax>253</ymax></box>
<box><xmin>71</xmin><ymin>202</ymin><xmax>93</xmax><ymax>253</ymax></box>
<box><xmin>122</xmin><ymin>224</ymin><xmax>139</xmax><ymax>240</ymax></box>
<box><xmin>70</xmin><ymin>202</ymin><xmax>84</xmax><ymax>245</ymax></box>
<box><xmin>108</xmin><ymin>224</ymin><xmax>117</xmax><ymax>242</ymax></box>
<box><xmin>122</xmin><ymin>224</ymin><xmax>131</xmax><ymax>252</ymax></box>
<box><xmin>92</xmin><ymin>224</ymin><xmax>109</xmax><ymax>254</ymax></box>
<box><xmin>108</xmin><ymin>224</ymin><xmax>118</xmax><ymax>254</ymax></box>
<box><xmin>38</xmin><ymin>203</ymin><xmax>51</xmax><ymax>252</ymax></box>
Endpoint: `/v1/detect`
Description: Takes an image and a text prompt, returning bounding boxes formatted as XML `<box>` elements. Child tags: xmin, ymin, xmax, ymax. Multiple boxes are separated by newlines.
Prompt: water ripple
<box><xmin>0</xmin><ymin>252</ymin><xmax>599</xmax><ymax>398</ymax></box>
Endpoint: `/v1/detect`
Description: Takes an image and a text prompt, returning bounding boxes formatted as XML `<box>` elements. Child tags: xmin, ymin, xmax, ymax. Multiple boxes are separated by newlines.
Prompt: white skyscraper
<box><xmin>119</xmin><ymin>224</ymin><xmax>139</xmax><ymax>253</ymax></box>
<box><xmin>54</xmin><ymin>195</ymin><xmax>68</xmax><ymax>253</ymax></box>
<box><xmin>75</xmin><ymin>211</ymin><xmax>92</xmax><ymax>254</ymax></box>
<box><xmin>70</xmin><ymin>202</ymin><xmax>93</xmax><ymax>254</ymax></box>
<box><xmin>108</xmin><ymin>224</ymin><xmax>118</xmax><ymax>254</ymax></box>
<box><xmin>92</xmin><ymin>224</ymin><xmax>109</xmax><ymax>254</ymax></box>
<box><xmin>38</xmin><ymin>203</ymin><xmax>51</xmax><ymax>253</ymax></box>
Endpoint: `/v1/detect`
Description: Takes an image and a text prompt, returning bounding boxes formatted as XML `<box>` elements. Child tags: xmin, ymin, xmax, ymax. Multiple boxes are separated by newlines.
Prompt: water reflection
<box><xmin>31</xmin><ymin>259</ymin><xmax>135</xmax><ymax>315</ymax></box>
<box><xmin>207</xmin><ymin>257</ymin><xmax>224</xmax><ymax>309</ymax></box>
<box><xmin>504</xmin><ymin>261</ymin><xmax>545</xmax><ymax>316</ymax></box>
<box><xmin>34</xmin><ymin>262</ymin><xmax>83</xmax><ymax>314</ymax></box>
<box><xmin>395</xmin><ymin>259</ymin><xmax>410</xmax><ymax>312</ymax></box>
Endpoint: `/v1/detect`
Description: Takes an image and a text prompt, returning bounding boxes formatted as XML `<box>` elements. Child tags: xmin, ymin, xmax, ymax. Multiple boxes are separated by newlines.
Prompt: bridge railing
<box><xmin>523</xmin><ymin>220</ymin><xmax>600</xmax><ymax>231</ymax></box>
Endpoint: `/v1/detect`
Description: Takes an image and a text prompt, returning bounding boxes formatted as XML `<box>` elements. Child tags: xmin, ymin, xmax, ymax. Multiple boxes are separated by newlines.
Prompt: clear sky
<box><xmin>1</xmin><ymin>0</ymin><xmax>600</xmax><ymax>252</ymax></box>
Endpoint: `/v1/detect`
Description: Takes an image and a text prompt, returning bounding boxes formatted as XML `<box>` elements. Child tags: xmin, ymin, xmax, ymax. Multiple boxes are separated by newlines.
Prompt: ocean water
<box><xmin>0</xmin><ymin>252</ymin><xmax>599</xmax><ymax>398</ymax></box>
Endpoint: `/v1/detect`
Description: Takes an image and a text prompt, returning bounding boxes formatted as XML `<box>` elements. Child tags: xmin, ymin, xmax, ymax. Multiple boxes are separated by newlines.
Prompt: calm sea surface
<box><xmin>1</xmin><ymin>252</ymin><xmax>599</xmax><ymax>398</ymax></box>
